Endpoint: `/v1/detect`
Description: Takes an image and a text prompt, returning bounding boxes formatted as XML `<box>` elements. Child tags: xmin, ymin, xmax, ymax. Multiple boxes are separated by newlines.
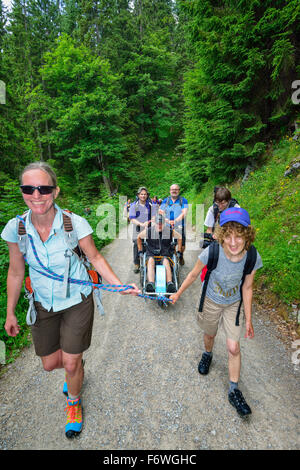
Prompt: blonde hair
<box><xmin>214</xmin><ymin>221</ymin><xmax>256</xmax><ymax>251</ymax></box>
<box><xmin>20</xmin><ymin>162</ymin><xmax>57</xmax><ymax>187</ymax></box>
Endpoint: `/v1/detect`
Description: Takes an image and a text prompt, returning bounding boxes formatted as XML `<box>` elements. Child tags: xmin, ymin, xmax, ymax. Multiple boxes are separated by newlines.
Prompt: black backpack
<box><xmin>198</xmin><ymin>242</ymin><xmax>257</xmax><ymax>326</ymax></box>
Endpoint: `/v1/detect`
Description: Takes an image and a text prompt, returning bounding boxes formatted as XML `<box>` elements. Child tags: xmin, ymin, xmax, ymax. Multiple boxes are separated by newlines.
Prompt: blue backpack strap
<box><xmin>198</xmin><ymin>242</ymin><xmax>219</xmax><ymax>312</ymax></box>
<box><xmin>235</xmin><ymin>245</ymin><xmax>257</xmax><ymax>326</ymax></box>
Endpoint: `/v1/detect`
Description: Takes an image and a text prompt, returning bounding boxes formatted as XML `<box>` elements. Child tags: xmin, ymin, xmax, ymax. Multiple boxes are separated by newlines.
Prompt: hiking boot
<box><xmin>133</xmin><ymin>264</ymin><xmax>140</xmax><ymax>274</ymax></box>
<box><xmin>65</xmin><ymin>397</ymin><xmax>83</xmax><ymax>438</ymax></box>
<box><xmin>166</xmin><ymin>281</ymin><xmax>176</xmax><ymax>293</ymax></box>
<box><xmin>228</xmin><ymin>389</ymin><xmax>252</xmax><ymax>417</ymax></box>
<box><xmin>146</xmin><ymin>282</ymin><xmax>155</xmax><ymax>293</ymax></box>
<box><xmin>198</xmin><ymin>352</ymin><xmax>212</xmax><ymax>375</ymax></box>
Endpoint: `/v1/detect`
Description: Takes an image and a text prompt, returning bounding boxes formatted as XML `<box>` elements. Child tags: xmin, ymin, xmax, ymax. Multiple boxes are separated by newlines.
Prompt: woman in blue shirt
<box><xmin>1</xmin><ymin>162</ymin><xmax>139</xmax><ymax>438</ymax></box>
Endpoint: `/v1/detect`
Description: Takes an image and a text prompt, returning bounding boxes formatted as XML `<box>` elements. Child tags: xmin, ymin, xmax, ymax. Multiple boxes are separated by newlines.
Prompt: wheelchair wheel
<box><xmin>140</xmin><ymin>264</ymin><xmax>144</xmax><ymax>288</ymax></box>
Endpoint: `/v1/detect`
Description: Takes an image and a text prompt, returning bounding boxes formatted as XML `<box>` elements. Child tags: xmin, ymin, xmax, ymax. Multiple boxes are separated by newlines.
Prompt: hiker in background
<box><xmin>170</xmin><ymin>208</ymin><xmax>263</xmax><ymax>417</ymax></box>
<box><xmin>123</xmin><ymin>198</ymin><xmax>131</xmax><ymax>223</ymax></box>
<box><xmin>159</xmin><ymin>184</ymin><xmax>188</xmax><ymax>266</ymax></box>
<box><xmin>1</xmin><ymin>162</ymin><xmax>139</xmax><ymax>439</ymax></box>
<box><xmin>129</xmin><ymin>186</ymin><xmax>158</xmax><ymax>273</ymax></box>
<box><xmin>152</xmin><ymin>196</ymin><xmax>159</xmax><ymax>205</ymax></box>
<box><xmin>204</xmin><ymin>187</ymin><xmax>240</xmax><ymax>235</ymax></box>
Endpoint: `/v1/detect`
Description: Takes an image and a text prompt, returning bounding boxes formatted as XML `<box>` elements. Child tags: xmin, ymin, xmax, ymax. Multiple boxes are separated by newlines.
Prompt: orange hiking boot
<box><xmin>65</xmin><ymin>397</ymin><xmax>83</xmax><ymax>438</ymax></box>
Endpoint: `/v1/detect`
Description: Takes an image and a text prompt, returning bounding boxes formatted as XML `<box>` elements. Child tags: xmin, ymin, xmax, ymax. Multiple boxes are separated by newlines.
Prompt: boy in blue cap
<box><xmin>170</xmin><ymin>208</ymin><xmax>263</xmax><ymax>417</ymax></box>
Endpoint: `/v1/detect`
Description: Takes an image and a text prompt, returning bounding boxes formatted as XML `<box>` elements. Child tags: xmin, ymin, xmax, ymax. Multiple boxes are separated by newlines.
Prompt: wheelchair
<box><xmin>139</xmin><ymin>240</ymin><xmax>180</xmax><ymax>309</ymax></box>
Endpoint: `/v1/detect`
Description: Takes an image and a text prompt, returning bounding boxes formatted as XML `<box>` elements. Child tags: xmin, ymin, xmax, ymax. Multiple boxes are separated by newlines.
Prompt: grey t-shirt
<box><xmin>198</xmin><ymin>245</ymin><xmax>263</xmax><ymax>305</ymax></box>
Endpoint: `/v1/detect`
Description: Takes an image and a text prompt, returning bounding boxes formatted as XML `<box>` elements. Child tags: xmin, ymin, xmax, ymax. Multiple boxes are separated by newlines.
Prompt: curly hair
<box><xmin>214</xmin><ymin>221</ymin><xmax>256</xmax><ymax>251</ymax></box>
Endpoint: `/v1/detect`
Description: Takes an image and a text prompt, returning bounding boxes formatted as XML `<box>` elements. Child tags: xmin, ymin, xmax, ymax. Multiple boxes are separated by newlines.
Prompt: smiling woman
<box><xmin>1</xmin><ymin>161</ymin><xmax>140</xmax><ymax>439</ymax></box>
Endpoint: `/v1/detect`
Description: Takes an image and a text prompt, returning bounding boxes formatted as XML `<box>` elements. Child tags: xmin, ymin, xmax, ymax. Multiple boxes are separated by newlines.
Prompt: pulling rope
<box><xmin>17</xmin><ymin>216</ymin><xmax>171</xmax><ymax>305</ymax></box>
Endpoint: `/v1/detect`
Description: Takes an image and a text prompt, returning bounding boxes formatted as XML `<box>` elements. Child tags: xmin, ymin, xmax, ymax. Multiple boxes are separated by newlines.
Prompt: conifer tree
<box><xmin>179</xmin><ymin>0</ymin><xmax>300</xmax><ymax>186</ymax></box>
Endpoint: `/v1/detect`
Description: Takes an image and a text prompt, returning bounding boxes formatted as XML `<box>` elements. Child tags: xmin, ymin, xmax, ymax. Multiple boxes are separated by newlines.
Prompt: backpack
<box><xmin>212</xmin><ymin>198</ymin><xmax>239</xmax><ymax>224</ymax></box>
<box><xmin>199</xmin><ymin>242</ymin><xmax>257</xmax><ymax>326</ymax></box>
<box><xmin>17</xmin><ymin>209</ymin><xmax>104</xmax><ymax>324</ymax></box>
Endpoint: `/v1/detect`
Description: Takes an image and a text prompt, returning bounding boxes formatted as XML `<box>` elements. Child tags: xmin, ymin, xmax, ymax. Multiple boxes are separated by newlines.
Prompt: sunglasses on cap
<box><xmin>20</xmin><ymin>185</ymin><xmax>56</xmax><ymax>195</ymax></box>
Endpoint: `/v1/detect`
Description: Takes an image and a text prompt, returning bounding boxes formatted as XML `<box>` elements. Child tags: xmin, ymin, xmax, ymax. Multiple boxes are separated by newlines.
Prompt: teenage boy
<box><xmin>170</xmin><ymin>208</ymin><xmax>263</xmax><ymax>417</ymax></box>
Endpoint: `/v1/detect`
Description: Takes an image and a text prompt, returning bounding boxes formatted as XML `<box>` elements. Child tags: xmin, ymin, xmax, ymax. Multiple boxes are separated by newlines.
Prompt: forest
<box><xmin>1</xmin><ymin>0</ymin><xmax>299</xmax><ymax>195</ymax></box>
<box><xmin>0</xmin><ymin>1</ymin><xmax>300</xmax><ymax>356</ymax></box>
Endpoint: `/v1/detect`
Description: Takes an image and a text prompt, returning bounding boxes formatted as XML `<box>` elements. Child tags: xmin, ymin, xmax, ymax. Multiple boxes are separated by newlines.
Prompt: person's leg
<box><xmin>223</xmin><ymin>306</ymin><xmax>252</xmax><ymax>416</ymax></box>
<box><xmin>197</xmin><ymin>298</ymin><xmax>222</xmax><ymax>375</ymax></box>
<box><xmin>163</xmin><ymin>257</ymin><xmax>172</xmax><ymax>283</ymax></box>
<box><xmin>133</xmin><ymin>240</ymin><xmax>140</xmax><ymax>272</ymax></box>
<box><xmin>226</xmin><ymin>339</ymin><xmax>241</xmax><ymax>384</ymax></box>
<box><xmin>62</xmin><ymin>352</ymin><xmax>84</xmax><ymax>398</ymax></box>
<box><xmin>197</xmin><ymin>333</ymin><xmax>215</xmax><ymax>374</ymax></box>
<box><xmin>227</xmin><ymin>340</ymin><xmax>251</xmax><ymax>416</ymax></box>
<box><xmin>41</xmin><ymin>349</ymin><xmax>63</xmax><ymax>371</ymax></box>
<box><xmin>204</xmin><ymin>333</ymin><xmax>215</xmax><ymax>353</ymax></box>
<box><xmin>147</xmin><ymin>257</ymin><xmax>155</xmax><ymax>283</ymax></box>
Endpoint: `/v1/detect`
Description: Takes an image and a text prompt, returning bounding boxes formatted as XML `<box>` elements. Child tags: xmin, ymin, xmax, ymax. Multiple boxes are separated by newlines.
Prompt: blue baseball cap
<box><xmin>220</xmin><ymin>207</ymin><xmax>251</xmax><ymax>227</ymax></box>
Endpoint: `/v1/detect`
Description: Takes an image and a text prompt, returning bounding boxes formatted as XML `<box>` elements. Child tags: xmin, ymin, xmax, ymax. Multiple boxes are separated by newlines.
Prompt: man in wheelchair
<box><xmin>137</xmin><ymin>213</ymin><xmax>183</xmax><ymax>294</ymax></box>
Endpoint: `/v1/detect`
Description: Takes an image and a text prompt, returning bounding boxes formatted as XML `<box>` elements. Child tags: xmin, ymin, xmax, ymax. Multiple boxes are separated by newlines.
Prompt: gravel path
<box><xmin>0</xmin><ymin>228</ymin><xmax>299</xmax><ymax>450</ymax></box>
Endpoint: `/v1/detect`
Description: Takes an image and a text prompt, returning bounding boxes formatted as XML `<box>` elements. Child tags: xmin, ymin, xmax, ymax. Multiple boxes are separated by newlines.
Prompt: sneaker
<box><xmin>146</xmin><ymin>282</ymin><xmax>155</xmax><ymax>293</ymax></box>
<box><xmin>166</xmin><ymin>281</ymin><xmax>176</xmax><ymax>293</ymax></box>
<box><xmin>133</xmin><ymin>264</ymin><xmax>140</xmax><ymax>274</ymax></box>
<box><xmin>228</xmin><ymin>389</ymin><xmax>252</xmax><ymax>417</ymax></box>
<box><xmin>198</xmin><ymin>352</ymin><xmax>212</xmax><ymax>375</ymax></box>
<box><xmin>65</xmin><ymin>397</ymin><xmax>83</xmax><ymax>438</ymax></box>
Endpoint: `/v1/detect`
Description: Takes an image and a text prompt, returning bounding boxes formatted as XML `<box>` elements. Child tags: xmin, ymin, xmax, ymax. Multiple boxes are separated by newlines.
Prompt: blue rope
<box><xmin>17</xmin><ymin>215</ymin><xmax>171</xmax><ymax>305</ymax></box>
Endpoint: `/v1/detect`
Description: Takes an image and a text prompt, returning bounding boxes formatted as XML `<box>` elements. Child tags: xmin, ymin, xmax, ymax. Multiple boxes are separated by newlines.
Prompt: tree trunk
<box><xmin>98</xmin><ymin>151</ymin><xmax>114</xmax><ymax>195</ymax></box>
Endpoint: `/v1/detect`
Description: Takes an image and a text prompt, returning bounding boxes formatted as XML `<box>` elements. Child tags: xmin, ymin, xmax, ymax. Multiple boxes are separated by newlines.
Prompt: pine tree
<box><xmin>28</xmin><ymin>35</ymin><xmax>127</xmax><ymax>194</ymax></box>
<box><xmin>179</xmin><ymin>0</ymin><xmax>300</xmax><ymax>186</ymax></box>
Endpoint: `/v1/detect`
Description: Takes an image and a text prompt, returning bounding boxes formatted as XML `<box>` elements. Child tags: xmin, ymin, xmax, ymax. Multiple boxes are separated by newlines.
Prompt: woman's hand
<box><xmin>120</xmin><ymin>283</ymin><xmax>140</xmax><ymax>296</ymax></box>
<box><xmin>5</xmin><ymin>313</ymin><xmax>20</xmax><ymax>337</ymax></box>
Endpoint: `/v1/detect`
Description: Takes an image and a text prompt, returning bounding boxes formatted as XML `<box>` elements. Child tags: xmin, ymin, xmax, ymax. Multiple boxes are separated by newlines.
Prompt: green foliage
<box><xmin>179</xmin><ymin>0</ymin><xmax>300</xmax><ymax>185</ymax></box>
<box><xmin>187</xmin><ymin>138</ymin><xmax>300</xmax><ymax>305</ymax></box>
<box><xmin>0</xmin><ymin>173</ymin><xmax>31</xmax><ymax>362</ymax></box>
<box><xmin>28</xmin><ymin>34</ymin><xmax>127</xmax><ymax>195</ymax></box>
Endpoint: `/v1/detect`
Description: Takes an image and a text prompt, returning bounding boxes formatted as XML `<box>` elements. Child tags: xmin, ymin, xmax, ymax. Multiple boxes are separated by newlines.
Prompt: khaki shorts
<box><xmin>31</xmin><ymin>292</ymin><xmax>94</xmax><ymax>357</ymax></box>
<box><xmin>197</xmin><ymin>297</ymin><xmax>244</xmax><ymax>342</ymax></box>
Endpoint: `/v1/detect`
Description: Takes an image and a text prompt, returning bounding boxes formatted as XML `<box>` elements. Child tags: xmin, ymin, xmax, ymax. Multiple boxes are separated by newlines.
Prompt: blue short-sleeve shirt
<box><xmin>160</xmin><ymin>196</ymin><xmax>188</xmax><ymax>227</ymax></box>
<box><xmin>1</xmin><ymin>204</ymin><xmax>93</xmax><ymax>312</ymax></box>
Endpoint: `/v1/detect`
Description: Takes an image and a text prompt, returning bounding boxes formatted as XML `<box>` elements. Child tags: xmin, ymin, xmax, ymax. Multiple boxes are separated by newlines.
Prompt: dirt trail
<box><xmin>0</xmin><ymin>228</ymin><xmax>299</xmax><ymax>450</ymax></box>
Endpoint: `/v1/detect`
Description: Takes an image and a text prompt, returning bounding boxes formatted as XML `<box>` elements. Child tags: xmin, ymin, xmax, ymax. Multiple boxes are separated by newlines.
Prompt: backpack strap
<box><xmin>17</xmin><ymin>211</ymin><xmax>29</xmax><ymax>255</ymax></box>
<box><xmin>198</xmin><ymin>242</ymin><xmax>219</xmax><ymax>312</ymax></box>
<box><xmin>213</xmin><ymin>202</ymin><xmax>219</xmax><ymax>223</ymax></box>
<box><xmin>228</xmin><ymin>198</ymin><xmax>239</xmax><ymax>208</ymax></box>
<box><xmin>235</xmin><ymin>245</ymin><xmax>257</xmax><ymax>326</ymax></box>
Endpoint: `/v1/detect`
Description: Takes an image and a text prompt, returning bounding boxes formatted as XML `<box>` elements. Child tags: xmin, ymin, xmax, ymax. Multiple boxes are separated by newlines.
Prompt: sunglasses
<box><xmin>20</xmin><ymin>185</ymin><xmax>56</xmax><ymax>195</ymax></box>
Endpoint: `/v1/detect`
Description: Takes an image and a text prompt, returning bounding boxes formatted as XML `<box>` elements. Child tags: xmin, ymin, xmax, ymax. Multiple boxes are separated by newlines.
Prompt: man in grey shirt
<box><xmin>170</xmin><ymin>207</ymin><xmax>263</xmax><ymax>417</ymax></box>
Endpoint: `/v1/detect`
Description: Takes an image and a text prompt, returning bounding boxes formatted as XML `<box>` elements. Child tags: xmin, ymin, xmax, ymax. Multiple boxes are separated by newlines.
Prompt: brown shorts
<box><xmin>31</xmin><ymin>292</ymin><xmax>94</xmax><ymax>357</ymax></box>
<box><xmin>197</xmin><ymin>297</ymin><xmax>244</xmax><ymax>342</ymax></box>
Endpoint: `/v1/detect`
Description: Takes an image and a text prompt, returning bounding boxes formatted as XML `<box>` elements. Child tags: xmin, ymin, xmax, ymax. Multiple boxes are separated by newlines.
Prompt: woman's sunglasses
<box><xmin>20</xmin><ymin>185</ymin><xmax>56</xmax><ymax>195</ymax></box>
